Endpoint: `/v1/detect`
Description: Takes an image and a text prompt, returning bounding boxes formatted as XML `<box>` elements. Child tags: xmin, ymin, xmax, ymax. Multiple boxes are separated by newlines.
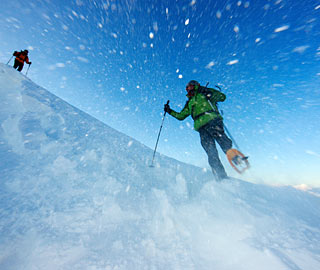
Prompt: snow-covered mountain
<box><xmin>0</xmin><ymin>63</ymin><xmax>319</xmax><ymax>270</ymax></box>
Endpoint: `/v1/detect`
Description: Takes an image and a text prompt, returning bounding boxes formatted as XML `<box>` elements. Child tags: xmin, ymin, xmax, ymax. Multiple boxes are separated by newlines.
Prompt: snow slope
<box><xmin>0</xmin><ymin>63</ymin><xmax>320</xmax><ymax>270</ymax></box>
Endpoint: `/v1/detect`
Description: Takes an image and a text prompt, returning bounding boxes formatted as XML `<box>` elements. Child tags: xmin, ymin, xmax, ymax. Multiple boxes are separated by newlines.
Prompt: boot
<box><xmin>211</xmin><ymin>167</ymin><xmax>228</xmax><ymax>182</ymax></box>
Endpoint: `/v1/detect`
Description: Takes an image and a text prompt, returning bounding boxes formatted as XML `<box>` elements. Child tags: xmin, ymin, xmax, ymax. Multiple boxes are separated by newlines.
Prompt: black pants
<box><xmin>13</xmin><ymin>59</ymin><xmax>24</xmax><ymax>72</ymax></box>
<box><xmin>198</xmin><ymin>119</ymin><xmax>232</xmax><ymax>180</ymax></box>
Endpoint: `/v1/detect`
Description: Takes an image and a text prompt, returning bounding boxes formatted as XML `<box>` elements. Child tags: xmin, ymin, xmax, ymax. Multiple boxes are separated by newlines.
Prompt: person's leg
<box><xmin>199</xmin><ymin>126</ymin><xmax>228</xmax><ymax>180</ymax></box>
<box><xmin>13</xmin><ymin>59</ymin><xmax>19</xmax><ymax>69</ymax></box>
<box><xmin>17</xmin><ymin>62</ymin><xmax>23</xmax><ymax>72</ymax></box>
<box><xmin>211</xmin><ymin>119</ymin><xmax>233</xmax><ymax>154</ymax></box>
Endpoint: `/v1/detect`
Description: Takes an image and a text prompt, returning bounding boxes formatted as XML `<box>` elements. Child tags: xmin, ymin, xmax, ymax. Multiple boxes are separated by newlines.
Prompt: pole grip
<box><xmin>164</xmin><ymin>100</ymin><xmax>170</xmax><ymax>116</ymax></box>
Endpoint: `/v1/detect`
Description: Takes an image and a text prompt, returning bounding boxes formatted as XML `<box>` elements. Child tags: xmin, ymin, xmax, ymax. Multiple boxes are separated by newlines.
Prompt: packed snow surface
<box><xmin>0</xmin><ymin>63</ymin><xmax>320</xmax><ymax>269</ymax></box>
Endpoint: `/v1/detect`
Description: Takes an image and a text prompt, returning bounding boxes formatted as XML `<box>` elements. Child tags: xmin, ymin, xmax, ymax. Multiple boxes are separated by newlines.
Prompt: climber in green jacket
<box><xmin>164</xmin><ymin>80</ymin><xmax>232</xmax><ymax>181</ymax></box>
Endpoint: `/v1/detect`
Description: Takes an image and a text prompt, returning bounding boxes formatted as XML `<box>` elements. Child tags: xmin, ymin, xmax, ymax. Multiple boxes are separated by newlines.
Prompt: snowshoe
<box><xmin>226</xmin><ymin>149</ymin><xmax>250</xmax><ymax>174</ymax></box>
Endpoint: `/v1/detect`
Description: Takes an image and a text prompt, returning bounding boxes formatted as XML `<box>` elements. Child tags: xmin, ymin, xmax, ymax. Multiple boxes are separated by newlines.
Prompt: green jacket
<box><xmin>169</xmin><ymin>86</ymin><xmax>226</xmax><ymax>131</ymax></box>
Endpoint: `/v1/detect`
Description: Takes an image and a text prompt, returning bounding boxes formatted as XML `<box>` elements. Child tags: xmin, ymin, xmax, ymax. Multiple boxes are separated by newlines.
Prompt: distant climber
<box><xmin>164</xmin><ymin>80</ymin><xmax>233</xmax><ymax>181</ymax></box>
<box><xmin>13</xmin><ymin>49</ymin><xmax>32</xmax><ymax>72</ymax></box>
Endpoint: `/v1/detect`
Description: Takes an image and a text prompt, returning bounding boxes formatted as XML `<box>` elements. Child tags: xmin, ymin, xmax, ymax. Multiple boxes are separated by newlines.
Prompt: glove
<box><xmin>28</xmin><ymin>62</ymin><xmax>32</xmax><ymax>65</ymax></box>
<box><xmin>164</xmin><ymin>103</ymin><xmax>171</xmax><ymax>113</ymax></box>
<box><xmin>13</xmin><ymin>51</ymin><xmax>17</xmax><ymax>55</ymax></box>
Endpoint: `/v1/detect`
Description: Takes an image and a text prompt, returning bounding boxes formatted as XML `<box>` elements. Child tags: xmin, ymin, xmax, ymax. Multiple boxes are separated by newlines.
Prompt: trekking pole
<box><xmin>150</xmin><ymin>100</ymin><xmax>170</xmax><ymax>167</ymax></box>
<box><xmin>6</xmin><ymin>55</ymin><xmax>13</xmax><ymax>65</ymax></box>
<box><xmin>25</xmin><ymin>63</ymin><xmax>31</xmax><ymax>76</ymax></box>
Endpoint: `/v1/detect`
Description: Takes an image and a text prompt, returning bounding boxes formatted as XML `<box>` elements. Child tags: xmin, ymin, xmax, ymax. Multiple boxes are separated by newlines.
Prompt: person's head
<box><xmin>186</xmin><ymin>80</ymin><xmax>200</xmax><ymax>96</ymax></box>
<box><xmin>23</xmin><ymin>49</ymin><xmax>28</xmax><ymax>55</ymax></box>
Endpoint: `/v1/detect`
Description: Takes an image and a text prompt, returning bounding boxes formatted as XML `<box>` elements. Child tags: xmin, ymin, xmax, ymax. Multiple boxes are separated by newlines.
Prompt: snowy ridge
<box><xmin>0</xmin><ymin>63</ymin><xmax>320</xmax><ymax>270</ymax></box>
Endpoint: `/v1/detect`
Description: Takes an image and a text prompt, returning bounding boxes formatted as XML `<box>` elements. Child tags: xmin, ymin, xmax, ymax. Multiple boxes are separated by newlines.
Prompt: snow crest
<box><xmin>1</xmin><ymin>63</ymin><xmax>320</xmax><ymax>270</ymax></box>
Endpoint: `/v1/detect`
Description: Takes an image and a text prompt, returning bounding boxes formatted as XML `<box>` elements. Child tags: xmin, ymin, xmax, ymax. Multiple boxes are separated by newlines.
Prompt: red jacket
<box><xmin>13</xmin><ymin>51</ymin><xmax>31</xmax><ymax>65</ymax></box>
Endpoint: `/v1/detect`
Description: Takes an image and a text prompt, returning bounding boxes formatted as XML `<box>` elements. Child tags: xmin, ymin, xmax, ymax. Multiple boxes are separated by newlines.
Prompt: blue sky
<box><xmin>0</xmin><ymin>0</ymin><xmax>319</xmax><ymax>186</ymax></box>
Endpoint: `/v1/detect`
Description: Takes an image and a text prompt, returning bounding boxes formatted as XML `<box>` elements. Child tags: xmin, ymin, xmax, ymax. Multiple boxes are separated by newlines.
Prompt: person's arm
<box><xmin>13</xmin><ymin>51</ymin><xmax>18</xmax><ymax>56</ymax></box>
<box><xmin>25</xmin><ymin>56</ymin><xmax>32</xmax><ymax>65</ymax></box>
<box><xmin>167</xmin><ymin>101</ymin><xmax>191</xmax><ymax>120</ymax></box>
